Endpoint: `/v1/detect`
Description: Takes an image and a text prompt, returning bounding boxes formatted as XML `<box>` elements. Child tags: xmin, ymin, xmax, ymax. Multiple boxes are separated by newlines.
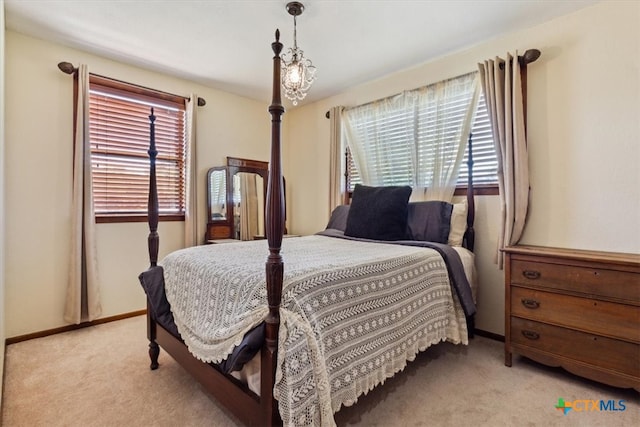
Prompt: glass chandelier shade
<box><xmin>281</xmin><ymin>4</ymin><xmax>316</xmax><ymax>105</ymax></box>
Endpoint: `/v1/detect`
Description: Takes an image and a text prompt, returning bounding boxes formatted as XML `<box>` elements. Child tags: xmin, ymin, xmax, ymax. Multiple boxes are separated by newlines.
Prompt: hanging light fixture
<box><xmin>281</xmin><ymin>1</ymin><xmax>316</xmax><ymax>105</ymax></box>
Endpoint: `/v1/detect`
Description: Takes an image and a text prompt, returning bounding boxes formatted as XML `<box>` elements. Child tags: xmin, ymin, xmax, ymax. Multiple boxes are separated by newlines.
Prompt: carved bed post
<box><xmin>464</xmin><ymin>133</ymin><xmax>475</xmax><ymax>252</ymax></box>
<box><xmin>261</xmin><ymin>29</ymin><xmax>285</xmax><ymax>425</ymax></box>
<box><xmin>147</xmin><ymin>108</ymin><xmax>159</xmax><ymax>268</ymax></box>
<box><xmin>147</xmin><ymin>108</ymin><xmax>160</xmax><ymax>369</ymax></box>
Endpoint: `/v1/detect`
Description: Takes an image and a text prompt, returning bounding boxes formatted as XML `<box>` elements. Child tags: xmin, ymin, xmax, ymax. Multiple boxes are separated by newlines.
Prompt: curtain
<box><xmin>343</xmin><ymin>72</ymin><xmax>479</xmax><ymax>203</ymax></box>
<box><xmin>343</xmin><ymin>94</ymin><xmax>414</xmax><ymax>186</ymax></box>
<box><xmin>64</xmin><ymin>64</ymin><xmax>102</xmax><ymax>324</ymax></box>
<box><xmin>479</xmin><ymin>53</ymin><xmax>529</xmax><ymax>268</ymax></box>
<box><xmin>420</xmin><ymin>74</ymin><xmax>479</xmax><ymax>202</ymax></box>
<box><xmin>238</xmin><ymin>173</ymin><xmax>258</xmax><ymax>241</ymax></box>
<box><xmin>328</xmin><ymin>106</ymin><xmax>344</xmax><ymax>210</ymax></box>
<box><xmin>184</xmin><ymin>94</ymin><xmax>198</xmax><ymax>247</ymax></box>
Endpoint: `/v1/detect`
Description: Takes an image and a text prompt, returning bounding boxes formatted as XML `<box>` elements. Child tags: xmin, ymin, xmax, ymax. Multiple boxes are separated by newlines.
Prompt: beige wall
<box><xmin>4</xmin><ymin>31</ymin><xmax>270</xmax><ymax>337</ymax></box>
<box><xmin>284</xmin><ymin>1</ymin><xmax>640</xmax><ymax>334</ymax></box>
<box><xmin>1</xmin><ymin>0</ymin><xmax>7</xmax><ymax>403</ymax></box>
<box><xmin>3</xmin><ymin>1</ymin><xmax>639</xmax><ymax>340</ymax></box>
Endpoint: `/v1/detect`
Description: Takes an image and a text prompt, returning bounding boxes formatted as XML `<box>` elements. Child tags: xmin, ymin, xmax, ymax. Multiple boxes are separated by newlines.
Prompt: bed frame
<box><xmin>143</xmin><ymin>31</ymin><xmax>540</xmax><ymax>427</ymax></box>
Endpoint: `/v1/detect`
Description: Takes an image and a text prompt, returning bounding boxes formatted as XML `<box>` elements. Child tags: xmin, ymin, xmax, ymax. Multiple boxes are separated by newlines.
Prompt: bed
<box><xmin>139</xmin><ymin>30</ymin><xmax>478</xmax><ymax>427</ymax></box>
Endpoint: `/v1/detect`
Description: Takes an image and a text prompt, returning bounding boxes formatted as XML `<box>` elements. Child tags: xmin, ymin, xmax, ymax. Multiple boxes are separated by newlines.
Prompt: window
<box><xmin>345</xmin><ymin>79</ymin><xmax>498</xmax><ymax>195</ymax></box>
<box><xmin>457</xmin><ymin>93</ymin><xmax>498</xmax><ymax>190</ymax></box>
<box><xmin>88</xmin><ymin>76</ymin><xmax>186</xmax><ymax>222</ymax></box>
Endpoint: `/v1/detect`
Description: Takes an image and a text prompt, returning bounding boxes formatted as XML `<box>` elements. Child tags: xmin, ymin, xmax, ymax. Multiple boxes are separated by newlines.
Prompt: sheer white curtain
<box><xmin>479</xmin><ymin>53</ymin><xmax>529</xmax><ymax>268</ymax></box>
<box><xmin>343</xmin><ymin>94</ymin><xmax>415</xmax><ymax>186</ymax></box>
<box><xmin>64</xmin><ymin>64</ymin><xmax>102</xmax><ymax>324</ymax></box>
<box><xmin>328</xmin><ymin>106</ymin><xmax>344</xmax><ymax>211</ymax></box>
<box><xmin>184</xmin><ymin>94</ymin><xmax>198</xmax><ymax>247</ymax></box>
<box><xmin>343</xmin><ymin>72</ymin><xmax>479</xmax><ymax>203</ymax></box>
<box><xmin>418</xmin><ymin>73</ymin><xmax>479</xmax><ymax>202</ymax></box>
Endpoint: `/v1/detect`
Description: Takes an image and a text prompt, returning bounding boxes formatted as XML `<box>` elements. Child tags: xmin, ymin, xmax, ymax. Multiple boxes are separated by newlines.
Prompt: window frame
<box><xmin>87</xmin><ymin>75</ymin><xmax>187</xmax><ymax>224</ymax></box>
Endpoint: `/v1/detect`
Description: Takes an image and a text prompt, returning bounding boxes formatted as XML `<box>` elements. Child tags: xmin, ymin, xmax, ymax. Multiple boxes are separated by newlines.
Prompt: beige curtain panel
<box><xmin>328</xmin><ymin>106</ymin><xmax>344</xmax><ymax>211</ymax></box>
<box><xmin>184</xmin><ymin>94</ymin><xmax>198</xmax><ymax>247</ymax></box>
<box><xmin>238</xmin><ymin>173</ymin><xmax>259</xmax><ymax>241</ymax></box>
<box><xmin>65</xmin><ymin>64</ymin><xmax>102</xmax><ymax>324</ymax></box>
<box><xmin>478</xmin><ymin>53</ymin><xmax>530</xmax><ymax>269</ymax></box>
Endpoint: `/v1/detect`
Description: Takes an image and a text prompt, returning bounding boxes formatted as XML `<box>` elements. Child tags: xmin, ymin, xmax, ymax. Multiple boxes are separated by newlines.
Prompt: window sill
<box><xmin>454</xmin><ymin>185</ymin><xmax>499</xmax><ymax>196</ymax></box>
<box><xmin>346</xmin><ymin>184</ymin><xmax>499</xmax><ymax>201</ymax></box>
<box><xmin>95</xmin><ymin>214</ymin><xmax>185</xmax><ymax>224</ymax></box>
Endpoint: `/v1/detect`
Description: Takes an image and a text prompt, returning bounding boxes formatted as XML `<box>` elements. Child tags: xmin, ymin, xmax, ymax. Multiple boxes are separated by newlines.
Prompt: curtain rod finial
<box><xmin>57</xmin><ymin>61</ymin><xmax>76</xmax><ymax>74</ymax></box>
<box><xmin>522</xmin><ymin>49</ymin><xmax>541</xmax><ymax>65</ymax></box>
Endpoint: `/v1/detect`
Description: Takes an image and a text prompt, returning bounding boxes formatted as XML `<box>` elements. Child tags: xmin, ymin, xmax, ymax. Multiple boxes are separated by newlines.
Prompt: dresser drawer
<box><xmin>511</xmin><ymin>317</ymin><xmax>640</xmax><ymax>378</ymax></box>
<box><xmin>511</xmin><ymin>286</ymin><xmax>640</xmax><ymax>343</ymax></box>
<box><xmin>511</xmin><ymin>259</ymin><xmax>639</xmax><ymax>303</ymax></box>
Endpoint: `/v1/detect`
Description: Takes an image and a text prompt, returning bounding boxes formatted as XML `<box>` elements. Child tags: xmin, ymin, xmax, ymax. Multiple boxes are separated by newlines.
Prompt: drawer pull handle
<box><xmin>522</xmin><ymin>270</ymin><xmax>541</xmax><ymax>280</ymax></box>
<box><xmin>521</xmin><ymin>330</ymin><xmax>540</xmax><ymax>340</ymax></box>
<box><xmin>521</xmin><ymin>298</ymin><xmax>540</xmax><ymax>309</ymax></box>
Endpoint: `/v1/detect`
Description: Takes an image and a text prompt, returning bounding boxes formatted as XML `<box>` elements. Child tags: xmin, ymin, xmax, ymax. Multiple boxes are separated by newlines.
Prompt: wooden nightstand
<box><xmin>503</xmin><ymin>245</ymin><xmax>640</xmax><ymax>391</ymax></box>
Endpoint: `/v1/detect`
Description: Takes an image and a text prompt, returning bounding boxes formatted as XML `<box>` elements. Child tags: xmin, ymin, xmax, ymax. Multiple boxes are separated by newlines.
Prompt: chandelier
<box><xmin>281</xmin><ymin>1</ymin><xmax>316</xmax><ymax>105</ymax></box>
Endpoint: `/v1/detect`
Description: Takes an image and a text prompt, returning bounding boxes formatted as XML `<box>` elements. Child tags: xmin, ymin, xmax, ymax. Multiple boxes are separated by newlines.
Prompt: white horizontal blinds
<box><xmin>346</xmin><ymin>148</ymin><xmax>360</xmax><ymax>190</ymax></box>
<box><xmin>89</xmin><ymin>82</ymin><xmax>186</xmax><ymax>216</ymax></box>
<box><xmin>346</xmin><ymin>83</ymin><xmax>497</xmax><ymax>191</ymax></box>
<box><xmin>458</xmin><ymin>92</ymin><xmax>497</xmax><ymax>186</ymax></box>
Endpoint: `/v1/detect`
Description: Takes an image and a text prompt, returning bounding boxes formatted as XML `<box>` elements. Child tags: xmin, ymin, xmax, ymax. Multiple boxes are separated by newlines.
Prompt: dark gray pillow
<box><xmin>326</xmin><ymin>205</ymin><xmax>350</xmax><ymax>231</ymax></box>
<box><xmin>407</xmin><ymin>201</ymin><xmax>453</xmax><ymax>243</ymax></box>
<box><xmin>345</xmin><ymin>184</ymin><xmax>412</xmax><ymax>241</ymax></box>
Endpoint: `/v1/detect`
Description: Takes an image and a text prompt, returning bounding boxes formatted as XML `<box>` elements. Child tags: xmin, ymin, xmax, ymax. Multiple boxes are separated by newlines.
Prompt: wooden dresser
<box><xmin>503</xmin><ymin>245</ymin><xmax>640</xmax><ymax>391</ymax></box>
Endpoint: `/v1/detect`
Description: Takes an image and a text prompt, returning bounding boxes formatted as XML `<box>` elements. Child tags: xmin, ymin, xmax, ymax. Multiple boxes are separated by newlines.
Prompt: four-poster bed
<box><xmin>140</xmin><ymin>31</ymin><xmax>479</xmax><ymax>426</ymax></box>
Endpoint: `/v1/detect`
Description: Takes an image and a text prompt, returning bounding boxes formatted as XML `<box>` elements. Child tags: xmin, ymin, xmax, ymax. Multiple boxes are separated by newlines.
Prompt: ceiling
<box><xmin>4</xmin><ymin>0</ymin><xmax>599</xmax><ymax>107</ymax></box>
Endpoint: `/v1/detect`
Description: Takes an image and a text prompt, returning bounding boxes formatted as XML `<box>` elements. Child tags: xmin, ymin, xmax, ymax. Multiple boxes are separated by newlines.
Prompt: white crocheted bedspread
<box><xmin>162</xmin><ymin>235</ymin><xmax>467</xmax><ymax>427</ymax></box>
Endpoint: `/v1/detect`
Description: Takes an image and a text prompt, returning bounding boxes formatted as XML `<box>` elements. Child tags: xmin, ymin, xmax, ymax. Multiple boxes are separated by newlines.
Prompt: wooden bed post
<box><xmin>261</xmin><ymin>29</ymin><xmax>286</xmax><ymax>425</ymax></box>
<box><xmin>464</xmin><ymin>133</ymin><xmax>475</xmax><ymax>252</ymax></box>
<box><xmin>147</xmin><ymin>108</ymin><xmax>159</xmax><ymax>268</ymax></box>
<box><xmin>146</xmin><ymin>108</ymin><xmax>160</xmax><ymax>369</ymax></box>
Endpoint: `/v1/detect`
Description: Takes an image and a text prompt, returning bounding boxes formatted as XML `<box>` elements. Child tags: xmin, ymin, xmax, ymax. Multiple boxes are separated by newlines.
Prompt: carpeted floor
<box><xmin>2</xmin><ymin>315</ymin><xmax>638</xmax><ymax>426</ymax></box>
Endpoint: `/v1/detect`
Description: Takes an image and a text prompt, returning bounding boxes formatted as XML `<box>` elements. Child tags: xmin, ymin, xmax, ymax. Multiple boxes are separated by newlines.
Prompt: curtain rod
<box><xmin>57</xmin><ymin>61</ymin><xmax>207</xmax><ymax>107</ymax></box>
<box><xmin>325</xmin><ymin>48</ymin><xmax>541</xmax><ymax>119</ymax></box>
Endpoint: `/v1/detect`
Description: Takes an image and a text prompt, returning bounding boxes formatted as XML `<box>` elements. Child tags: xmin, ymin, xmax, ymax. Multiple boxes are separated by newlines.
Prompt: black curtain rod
<box><xmin>57</xmin><ymin>61</ymin><xmax>207</xmax><ymax>107</ymax></box>
<box><xmin>325</xmin><ymin>48</ymin><xmax>541</xmax><ymax>119</ymax></box>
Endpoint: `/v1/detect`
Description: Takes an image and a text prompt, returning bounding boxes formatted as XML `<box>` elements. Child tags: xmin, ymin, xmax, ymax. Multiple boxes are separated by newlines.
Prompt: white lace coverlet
<box><xmin>162</xmin><ymin>235</ymin><xmax>468</xmax><ymax>427</ymax></box>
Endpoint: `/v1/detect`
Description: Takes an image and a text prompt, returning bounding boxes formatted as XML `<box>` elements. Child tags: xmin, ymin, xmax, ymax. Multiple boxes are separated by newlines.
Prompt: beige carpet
<box><xmin>2</xmin><ymin>315</ymin><xmax>638</xmax><ymax>427</ymax></box>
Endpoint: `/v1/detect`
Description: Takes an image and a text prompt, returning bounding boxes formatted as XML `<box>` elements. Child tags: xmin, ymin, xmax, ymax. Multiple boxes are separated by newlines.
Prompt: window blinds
<box><xmin>346</xmin><ymin>92</ymin><xmax>497</xmax><ymax>190</ymax></box>
<box><xmin>89</xmin><ymin>84</ymin><xmax>186</xmax><ymax>216</ymax></box>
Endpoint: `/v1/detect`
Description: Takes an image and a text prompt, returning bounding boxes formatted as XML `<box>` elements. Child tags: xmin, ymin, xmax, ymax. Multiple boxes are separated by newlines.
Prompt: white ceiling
<box><xmin>4</xmin><ymin>0</ymin><xmax>599</xmax><ymax>106</ymax></box>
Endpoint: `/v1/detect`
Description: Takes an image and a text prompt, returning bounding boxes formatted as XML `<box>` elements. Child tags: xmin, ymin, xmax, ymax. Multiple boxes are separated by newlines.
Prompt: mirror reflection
<box><xmin>232</xmin><ymin>172</ymin><xmax>265</xmax><ymax>240</ymax></box>
<box><xmin>208</xmin><ymin>168</ymin><xmax>227</xmax><ymax>221</ymax></box>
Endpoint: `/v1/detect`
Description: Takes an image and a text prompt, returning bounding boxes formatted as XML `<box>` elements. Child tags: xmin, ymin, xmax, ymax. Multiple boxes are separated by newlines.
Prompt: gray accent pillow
<box><xmin>407</xmin><ymin>201</ymin><xmax>453</xmax><ymax>243</ymax></box>
<box><xmin>326</xmin><ymin>205</ymin><xmax>350</xmax><ymax>231</ymax></box>
<box><xmin>345</xmin><ymin>184</ymin><xmax>412</xmax><ymax>241</ymax></box>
